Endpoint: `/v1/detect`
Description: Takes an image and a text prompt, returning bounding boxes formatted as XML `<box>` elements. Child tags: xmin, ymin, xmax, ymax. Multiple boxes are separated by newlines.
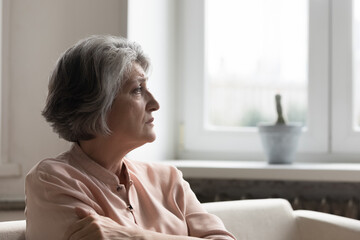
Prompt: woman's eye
<box><xmin>133</xmin><ymin>86</ymin><xmax>142</xmax><ymax>94</ymax></box>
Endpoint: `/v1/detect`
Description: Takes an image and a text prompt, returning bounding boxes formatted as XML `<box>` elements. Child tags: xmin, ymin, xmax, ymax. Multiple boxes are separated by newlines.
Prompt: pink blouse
<box><xmin>25</xmin><ymin>144</ymin><xmax>235</xmax><ymax>240</ymax></box>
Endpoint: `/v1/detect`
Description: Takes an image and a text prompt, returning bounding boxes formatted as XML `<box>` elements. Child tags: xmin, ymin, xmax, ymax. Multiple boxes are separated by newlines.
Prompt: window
<box><xmin>205</xmin><ymin>0</ymin><xmax>308</xmax><ymax>128</ymax></box>
<box><xmin>178</xmin><ymin>0</ymin><xmax>360</xmax><ymax>160</ymax></box>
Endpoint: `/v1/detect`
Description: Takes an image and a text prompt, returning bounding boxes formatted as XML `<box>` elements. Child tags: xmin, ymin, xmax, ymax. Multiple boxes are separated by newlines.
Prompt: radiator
<box><xmin>290</xmin><ymin>197</ymin><xmax>359</xmax><ymax>219</ymax></box>
<box><xmin>187</xmin><ymin>178</ymin><xmax>360</xmax><ymax>220</ymax></box>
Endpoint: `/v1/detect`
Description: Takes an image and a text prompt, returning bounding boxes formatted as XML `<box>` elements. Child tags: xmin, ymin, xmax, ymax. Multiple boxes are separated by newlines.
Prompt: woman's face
<box><xmin>106</xmin><ymin>62</ymin><xmax>160</xmax><ymax>149</ymax></box>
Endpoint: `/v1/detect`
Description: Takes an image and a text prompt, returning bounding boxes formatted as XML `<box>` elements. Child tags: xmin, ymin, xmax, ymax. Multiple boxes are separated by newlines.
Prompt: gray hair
<box><xmin>42</xmin><ymin>35</ymin><xmax>150</xmax><ymax>142</ymax></box>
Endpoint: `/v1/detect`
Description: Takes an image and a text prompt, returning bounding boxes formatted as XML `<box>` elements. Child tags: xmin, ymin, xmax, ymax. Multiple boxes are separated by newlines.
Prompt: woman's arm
<box><xmin>178</xmin><ymin>172</ymin><xmax>236</xmax><ymax>240</ymax></box>
<box><xmin>25</xmin><ymin>164</ymin><xmax>105</xmax><ymax>240</ymax></box>
<box><xmin>64</xmin><ymin>207</ymin><xmax>204</xmax><ymax>240</ymax></box>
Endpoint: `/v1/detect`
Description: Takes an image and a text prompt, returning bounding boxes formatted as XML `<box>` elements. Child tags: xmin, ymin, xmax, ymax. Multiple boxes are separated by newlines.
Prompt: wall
<box><xmin>126</xmin><ymin>0</ymin><xmax>177</xmax><ymax>161</ymax></box>
<box><xmin>0</xmin><ymin>0</ymin><xmax>128</xmax><ymax>200</ymax></box>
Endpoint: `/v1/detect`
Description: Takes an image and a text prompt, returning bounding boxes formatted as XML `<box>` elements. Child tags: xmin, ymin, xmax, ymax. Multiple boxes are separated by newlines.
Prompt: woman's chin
<box><xmin>137</xmin><ymin>132</ymin><xmax>156</xmax><ymax>145</ymax></box>
<box><xmin>146</xmin><ymin>133</ymin><xmax>156</xmax><ymax>143</ymax></box>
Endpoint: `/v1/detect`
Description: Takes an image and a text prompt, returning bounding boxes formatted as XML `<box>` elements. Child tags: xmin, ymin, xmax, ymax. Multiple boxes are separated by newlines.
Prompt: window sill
<box><xmin>164</xmin><ymin>160</ymin><xmax>360</xmax><ymax>182</ymax></box>
<box><xmin>0</xmin><ymin>163</ymin><xmax>21</xmax><ymax>178</ymax></box>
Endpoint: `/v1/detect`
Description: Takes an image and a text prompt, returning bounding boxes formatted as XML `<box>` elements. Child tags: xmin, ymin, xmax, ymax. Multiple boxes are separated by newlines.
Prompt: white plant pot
<box><xmin>258</xmin><ymin>123</ymin><xmax>302</xmax><ymax>164</ymax></box>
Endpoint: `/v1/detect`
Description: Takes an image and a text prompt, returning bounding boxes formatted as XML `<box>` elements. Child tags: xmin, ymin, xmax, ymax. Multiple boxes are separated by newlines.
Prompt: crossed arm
<box><xmin>64</xmin><ymin>207</ymin><xmax>206</xmax><ymax>240</ymax></box>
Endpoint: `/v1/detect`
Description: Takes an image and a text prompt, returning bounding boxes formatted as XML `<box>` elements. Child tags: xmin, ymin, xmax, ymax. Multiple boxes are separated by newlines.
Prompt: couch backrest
<box><xmin>203</xmin><ymin>198</ymin><xmax>301</xmax><ymax>240</ymax></box>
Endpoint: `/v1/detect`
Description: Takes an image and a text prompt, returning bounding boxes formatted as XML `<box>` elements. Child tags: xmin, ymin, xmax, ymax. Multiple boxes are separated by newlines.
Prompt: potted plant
<box><xmin>258</xmin><ymin>94</ymin><xmax>302</xmax><ymax>164</ymax></box>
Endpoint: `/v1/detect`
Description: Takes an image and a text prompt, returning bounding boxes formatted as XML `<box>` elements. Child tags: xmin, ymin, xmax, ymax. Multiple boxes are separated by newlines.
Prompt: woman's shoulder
<box><xmin>26</xmin><ymin>151</ymin><xmax>79</xmax><ymax>182</ymax></box>
<box><xmin>125</xmin><ymin>159</ymin><xmax>186</xmax><ymax>192</ymax></box>
<box><xmin>125</xmin><ymin>159</ymin><xmax>183</xmax><ymax>180</ymax></box>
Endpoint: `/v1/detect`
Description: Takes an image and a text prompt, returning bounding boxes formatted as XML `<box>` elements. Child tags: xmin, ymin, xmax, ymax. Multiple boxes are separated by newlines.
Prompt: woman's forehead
<box><xmin>123</xmin><ymin>64</ymin><xmax>148</xmax><ymax>88</ymax></box>
<box><xmin>129</xmin><ymin>64</ymin><xmax>147</xmax><ymax>81</ymax></box>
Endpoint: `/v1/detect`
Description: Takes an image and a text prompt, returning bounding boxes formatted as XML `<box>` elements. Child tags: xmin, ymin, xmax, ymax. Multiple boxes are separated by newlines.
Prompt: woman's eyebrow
<box><xmin>126</xmin><ymin>76</ymin><xmax>147</xmax><ymax>87</ymax></box>
<box><xmin>136</xmin><ymin>76</ymin><xmax>148</xmax><ymax>83</ymax></box>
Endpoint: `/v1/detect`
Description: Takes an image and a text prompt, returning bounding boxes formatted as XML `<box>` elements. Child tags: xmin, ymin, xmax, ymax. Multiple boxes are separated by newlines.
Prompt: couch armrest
<box><xmin>203</xmin><ymin>199</ymin><xmax>301</xmax><ymax>240</ymax></box>
<box><xmin>0</xmin><ymin>220</ymin><xmax>26</xmax><ymax>240</ymax></box>
<box><xmin>295</xmin><ymin>210</ymin><xmax>360</xmax><ymax>240</ymax></box>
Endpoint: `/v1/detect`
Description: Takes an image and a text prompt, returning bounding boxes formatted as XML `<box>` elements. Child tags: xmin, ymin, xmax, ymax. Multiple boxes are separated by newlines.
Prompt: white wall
<box><xmin>0</xmin><ymin>0</ymin><xmax>128</xmax><ymax>200</ymax></box>
<box><xmin>126</xmin><ymin>0</ymin><xmax>177</xmax><ymax>161</ymax></box>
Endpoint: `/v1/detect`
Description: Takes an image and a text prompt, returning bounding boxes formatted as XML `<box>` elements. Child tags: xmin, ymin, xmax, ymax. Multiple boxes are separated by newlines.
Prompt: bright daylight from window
<box><xmin>205</xmin><ymin>0</ymin><xmax>308</xmax><ymax>128</ymax></box>
<box><xmin>354</xmin><ymin>0</ymin><xmax>360</xmax><ymax>129</ymax></box>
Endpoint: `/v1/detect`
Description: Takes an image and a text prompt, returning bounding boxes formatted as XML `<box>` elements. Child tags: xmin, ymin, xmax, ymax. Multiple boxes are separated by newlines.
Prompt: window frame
<box><xmin>331</xmin><ymin>0</ymin><xmax>360</xmax><ymax>153</ymax></box>
<box><xmin>178</xmin><ymin>0</ymin><xmax>360</xmax><ymax>160</ymax></box>
<box><xmin>0</xmin><ymin>0</ymin><xmax>21</xmax><ymax>177</ymax></box>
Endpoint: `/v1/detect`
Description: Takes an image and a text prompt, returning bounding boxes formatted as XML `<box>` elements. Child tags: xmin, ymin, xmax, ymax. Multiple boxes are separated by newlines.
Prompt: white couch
<box><xmin>202</xmin><ymin>199</ymin><xmax>360</xmax><ymax>240</ymax></box>
<box><xmin>1</xmin><ymin>199</ymin><xmax>360</xmax><ymax>240</ymax></box>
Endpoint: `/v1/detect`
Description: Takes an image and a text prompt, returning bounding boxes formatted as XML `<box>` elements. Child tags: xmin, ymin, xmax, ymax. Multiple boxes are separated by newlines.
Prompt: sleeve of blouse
<box><xmin>177</xmin><ymin>169</ymin><xmax>236</xmax><ymax>240</ymax></box>
<box><xmin>25</xmin><ymin>161</ymin><xmax>103</xmax><ymax>240</ymax></box>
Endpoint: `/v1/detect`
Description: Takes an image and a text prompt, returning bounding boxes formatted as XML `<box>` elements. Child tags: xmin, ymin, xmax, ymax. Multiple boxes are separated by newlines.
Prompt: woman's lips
<box><xmin>145</xmin><ymin>118</ymin><xmax>154</xmax><ymax>124</ymax></box>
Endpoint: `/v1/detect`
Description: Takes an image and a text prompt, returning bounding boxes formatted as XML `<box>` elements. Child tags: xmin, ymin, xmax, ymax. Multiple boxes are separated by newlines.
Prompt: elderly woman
<box><xmin>25</xmin><ymin>36</ymin><xmax>235</xmax><ymax>240</ymax></box>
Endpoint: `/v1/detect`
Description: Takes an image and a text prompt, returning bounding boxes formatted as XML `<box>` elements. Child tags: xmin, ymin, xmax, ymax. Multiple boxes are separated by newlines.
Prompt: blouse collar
<box><xmin>69</xmin><ymin>143</ymin><xmax>132</xmax><ymax>187</ymax></box>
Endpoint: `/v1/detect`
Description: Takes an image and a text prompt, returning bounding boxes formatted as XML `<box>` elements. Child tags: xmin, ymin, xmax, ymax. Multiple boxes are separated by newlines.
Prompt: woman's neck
<box><xmin>78</xmin><ymin>137</ymin><xmax>128</xmax><ymax>174</ymax></box>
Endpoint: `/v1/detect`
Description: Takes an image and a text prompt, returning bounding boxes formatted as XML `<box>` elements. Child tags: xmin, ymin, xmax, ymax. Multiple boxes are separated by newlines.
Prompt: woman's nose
<box><xmin>146</xmin><ymin>91</ymin><xmax>160</xmax><ymax>112</ymax></box>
